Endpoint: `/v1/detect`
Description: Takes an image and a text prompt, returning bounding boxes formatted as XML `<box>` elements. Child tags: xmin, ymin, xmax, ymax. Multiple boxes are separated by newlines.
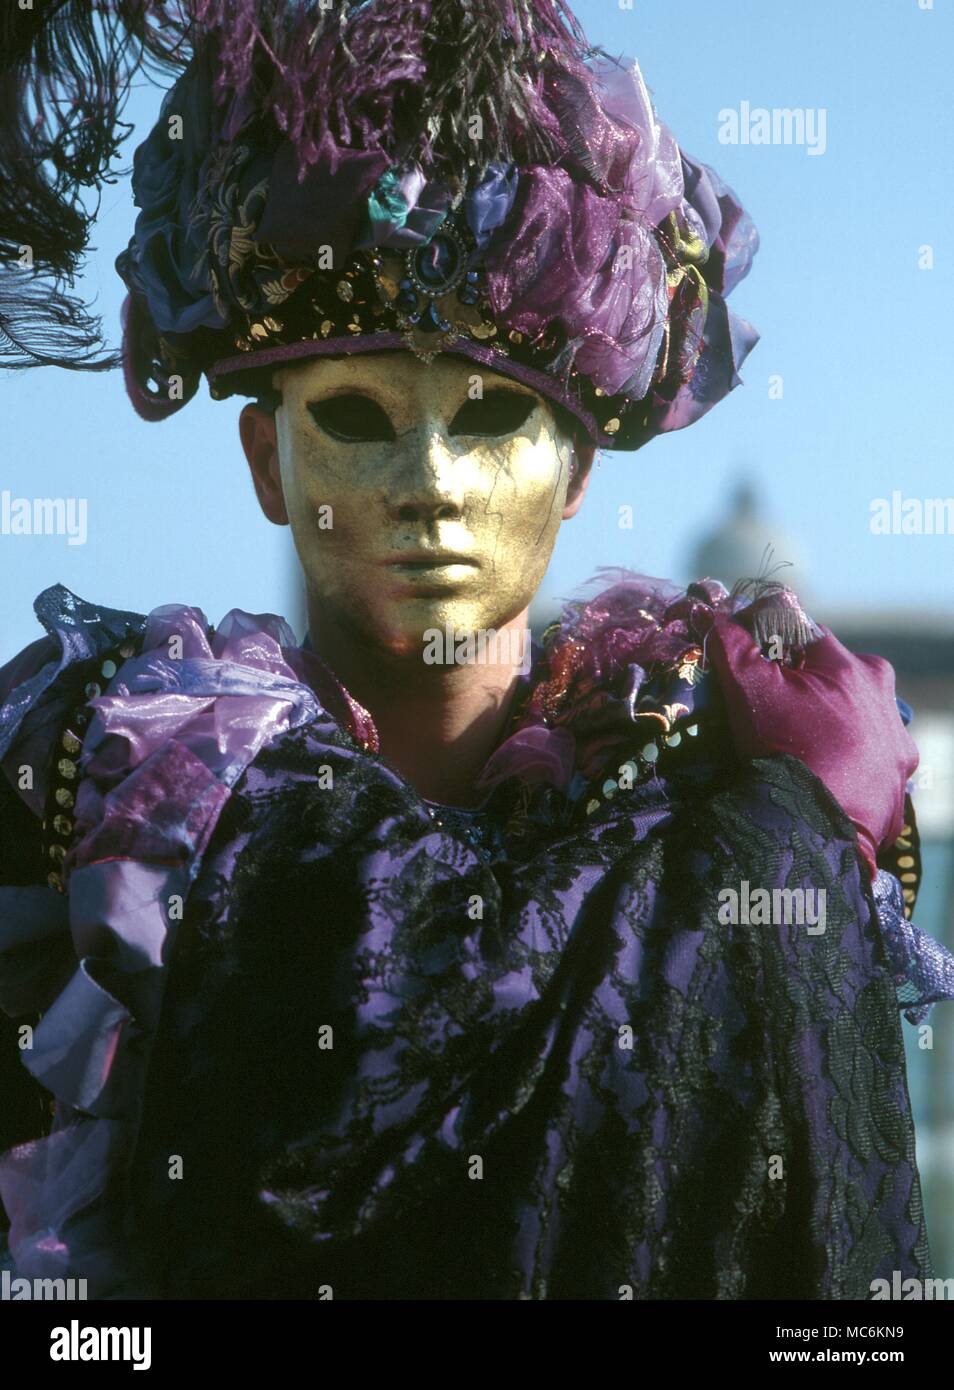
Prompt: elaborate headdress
<box><xmin>3</xmin><ymin>0</ymin><xmax>759</xmax><ymax>450</ymax></box>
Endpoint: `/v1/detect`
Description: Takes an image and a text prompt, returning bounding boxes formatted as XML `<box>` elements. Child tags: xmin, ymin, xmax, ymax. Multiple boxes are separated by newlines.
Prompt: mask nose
<box><xmin>387</xmin><ymin>425</ymin><xmax>465</xmax><ymax>525</ymax></box>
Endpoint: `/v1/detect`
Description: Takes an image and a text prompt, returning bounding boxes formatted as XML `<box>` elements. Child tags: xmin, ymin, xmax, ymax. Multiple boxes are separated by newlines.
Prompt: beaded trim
<box><xmin>580</xmin><ymin>719</ymin><xmax>702</xmax><ymax>819</ymax></box>
<box><xmin>203</xmin><ymin>208</ymin><xmax>652</xmax><ymax>446</ymax></box>
<box><xmin>40</xmin><ymin>636</ymin><xmax>915</xmax><ymax>918</ymax></box>
<box><xmin>42</xmin><ymin>637</ymin><xmax>141</xmax><ymax>893</ymax></box>
<box><xmin>881</xmin><ymin>794</ymin><xmax>922</xmax><ymax>921</ymax></box>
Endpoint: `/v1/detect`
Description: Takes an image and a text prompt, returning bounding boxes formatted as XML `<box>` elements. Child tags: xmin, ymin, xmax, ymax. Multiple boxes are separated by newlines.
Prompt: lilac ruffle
<box><xmin>0</xmin><ymin>588</ymin><xmax>323</xmax><ymax>1293</ymax></box>
<box><xmin>483</xmin><ymin>54</ymin><xmax>759</xmax><ymax>420</ymax></box>
<box><xmin>872</xmin><ymin>869</ymin><xmax>954</xmax><ymax>1025</ymax></box>
<box><xmin>0</xmin><ymin>586</ymin><xmax>147</xmax><ymax>817</ymax></box>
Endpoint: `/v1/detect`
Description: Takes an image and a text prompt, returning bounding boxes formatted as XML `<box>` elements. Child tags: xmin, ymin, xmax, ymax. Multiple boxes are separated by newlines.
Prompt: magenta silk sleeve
<box><xmin>701</xmin><ymin>614</ymin><xmax>918</xmax><ymax>878</ymax></box>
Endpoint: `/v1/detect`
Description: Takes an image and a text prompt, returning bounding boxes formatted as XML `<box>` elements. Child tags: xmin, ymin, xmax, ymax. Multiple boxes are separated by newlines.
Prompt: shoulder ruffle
<box><xmin>481</xmin><ymin>569</ymin><xmax>954</xmax><ymax>1026</ymax></box>
<box><xmin>478</xmin><ymin>570</ymin><xmax>805</xmax><ymax>791</ymax></box>
<box><xmin>0</xmin><ymin>585</ymin><xmax>147</xmax><ymax>819</ymax></box>
<box><xmin>0</xmin><ymin>585</ymin><xmax>332</xmax><ymax>1292</ymax></box>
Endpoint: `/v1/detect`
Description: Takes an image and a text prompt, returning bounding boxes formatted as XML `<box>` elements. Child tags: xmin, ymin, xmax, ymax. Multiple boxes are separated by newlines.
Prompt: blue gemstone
<box><xmin>419</xmin><ymin>301</ymin><xmax>451</xmax><ymax>333</ymax></box>
<box><xmin>413</xmin><ymin>234</ymin><xmax>461</xmax><ymax>291</ymax></box>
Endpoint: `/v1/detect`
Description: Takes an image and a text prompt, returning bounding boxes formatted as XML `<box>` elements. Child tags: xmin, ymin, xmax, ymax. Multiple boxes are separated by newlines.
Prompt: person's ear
<box><xmin>562</xmin><ymin>440</ymin><xmax>596</xmax><ymax>519</ymax></box>
<box><xmin>239</xmin><ymin>403</ymin><xmax>289</xmax><ymax>525</ymax></box>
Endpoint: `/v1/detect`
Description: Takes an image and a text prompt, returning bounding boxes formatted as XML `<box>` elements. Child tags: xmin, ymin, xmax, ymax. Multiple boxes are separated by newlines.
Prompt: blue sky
<box><xmin>2</xmin><ymin>0</ymin><xmax>952</xmax><ymax>656</ymax></box>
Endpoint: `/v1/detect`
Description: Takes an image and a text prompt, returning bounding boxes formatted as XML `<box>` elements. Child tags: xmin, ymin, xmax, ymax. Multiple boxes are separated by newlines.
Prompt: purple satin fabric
<box><xmin>0</xmin><ymin>586</ymin><xmax>147</xmax><ymax>816</ymax></box>
<box><xmin>485</xmin><ymin>167</ymin><xmax>669</xmax><ymax>402</ymax></box>
<box><xmin>462</xmin><ymin>163</ymin><xmax>520</xmax><ymax>251</ymax></box>
<box><xmin>478</xmin><ymin>58</ymin><xmax>760</xmax><ymax>432</ymax></box>
<box><xmin>0</xmin><ymin>576</ymin><xmax>951</xmax><ymax>1293</ymax></box>
<box><xmin>482</xmin><ymin>57</ymin><xmax>685</xmax><ymax>404</ymax></box>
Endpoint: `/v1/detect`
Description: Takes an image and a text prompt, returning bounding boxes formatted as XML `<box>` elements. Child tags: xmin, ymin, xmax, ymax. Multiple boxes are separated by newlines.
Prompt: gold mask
<box><xmin>251</xmin><ymin>352</ymin><xmax>583</xmax><ymax>663</ymax></box>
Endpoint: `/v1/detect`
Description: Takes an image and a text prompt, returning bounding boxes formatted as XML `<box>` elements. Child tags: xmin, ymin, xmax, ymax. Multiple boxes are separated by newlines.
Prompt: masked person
<box><xmin>1</xmin><ymin>0</ymin><xmax>951</xmax><ymax>1300</ymax></box>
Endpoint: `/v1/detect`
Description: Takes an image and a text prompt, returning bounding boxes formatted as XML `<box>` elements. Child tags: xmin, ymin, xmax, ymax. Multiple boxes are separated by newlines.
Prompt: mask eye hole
<box><xmin>308</xmin><ymin>395</ymin><xmax>396</xmax><ymax>442</ymax></box>
<box><xmin>449</xmin><ymin>389</ymin><xmax>537</xmax><ymax>438</ymax></box>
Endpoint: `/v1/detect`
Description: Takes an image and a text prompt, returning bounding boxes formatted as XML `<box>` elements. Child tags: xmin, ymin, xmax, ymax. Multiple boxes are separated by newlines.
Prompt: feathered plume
<box><xmin>193</xmin><ymin>0</ymin><xmax>597</xmax><ymax>181</ymax></box>
<box><xmin>0</xmin><ymin>0</ymin><xmax>598</xmax><ymax>372</ymax></box>
<box><xmin>0</xmin><ymin>0</ymin><xmax>190</xmax><ymax>368</ymax></box>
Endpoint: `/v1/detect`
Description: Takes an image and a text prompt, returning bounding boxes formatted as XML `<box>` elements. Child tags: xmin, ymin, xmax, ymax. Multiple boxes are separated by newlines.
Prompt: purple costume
<box><xmin>1</xmin><ymin>575</ymin><xmax>952</xmax><ymax>1299</ymax></box>
<box><xmin>3</xmin><ymin>0</ymin><xmax>952</xmax><ymax>1301</ymax></box>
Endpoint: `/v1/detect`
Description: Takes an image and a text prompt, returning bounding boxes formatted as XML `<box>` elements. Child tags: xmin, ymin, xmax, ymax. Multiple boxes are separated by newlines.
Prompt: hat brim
<box><xmin>208</xmin><ymin>332</ymin><xmax>612</xmax><ymax>447</ymax></box>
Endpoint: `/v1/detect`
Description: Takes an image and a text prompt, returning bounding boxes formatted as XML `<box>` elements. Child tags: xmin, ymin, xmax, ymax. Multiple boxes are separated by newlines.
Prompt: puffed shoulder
<box><xmin>0</xmin><ymin>583</ymin><xmax>382</xmax><ymax>824</ymax></box>
<box><xmin>0</xmin><ymin>584</ymin><xmax>343</xmax><ymax>1292</ymax></box>
<box><xmin>484</xmin><ymin>572</ymin><xmax>917</xmax><ymax>872</ymax></box>
<box><xmin>0</xmin><ymin>586</ymin><xmax>147</xmax><ymax>819</ymax></box>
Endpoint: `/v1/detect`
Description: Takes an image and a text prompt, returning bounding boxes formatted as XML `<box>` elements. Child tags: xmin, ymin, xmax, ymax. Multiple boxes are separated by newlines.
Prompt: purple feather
<box><xmin>191</xmin><ymin>0</ymin><xmax>601</xmax><ymax>181</ymax></box>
